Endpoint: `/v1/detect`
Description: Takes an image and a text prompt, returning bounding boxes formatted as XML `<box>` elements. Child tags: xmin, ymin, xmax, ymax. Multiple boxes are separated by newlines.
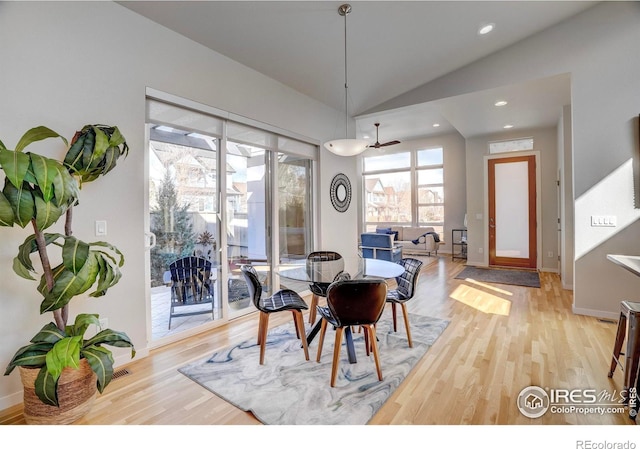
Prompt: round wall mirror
<box><xmin>330</xmin><ymin>173</ymin><xmax>351</xmax><ymax>213</ymax></box>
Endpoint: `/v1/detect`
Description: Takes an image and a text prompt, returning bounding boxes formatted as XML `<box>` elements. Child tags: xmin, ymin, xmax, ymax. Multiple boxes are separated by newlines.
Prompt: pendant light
<box><xmin>324</xmin><ymin>3</ymin><xmax>368</xmax><ymax>156</ymax></box>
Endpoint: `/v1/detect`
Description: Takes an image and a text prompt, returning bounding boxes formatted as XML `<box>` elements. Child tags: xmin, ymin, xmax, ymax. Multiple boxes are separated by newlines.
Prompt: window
<box><xmin>363</xmin><ymin>152</ymin><xmax>411</xmax><ymax>228</ymax></box>
<box><xmin>489</xmin><ymin>137</ymin><xmax>534</xmax><ymax>154</ymax></box>
<box><xmin>363</xmin><ymin>147</ymin><xmax>444</xmax><ymax>235</ymax></box>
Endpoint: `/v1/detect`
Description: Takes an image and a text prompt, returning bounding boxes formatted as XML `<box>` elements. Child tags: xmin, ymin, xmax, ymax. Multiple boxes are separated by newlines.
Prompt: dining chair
<box><xmin>306</xmin><ymin>251</ymin><xmax>344</xmax><ymax>324</ymax></box>
<box><xmin>386</xmin><ymin>257</ymin><xmax>423</xmax><ymax>348</ymax></box>
<box><xmin>241</xmin><ymin>265</ymin><xmax>310</xmax><ymax>365</ymax></box>
<box><xmin>316</xmin><ymin>279</ymin><xmax>387</xmax><ymax>387</ymax></box>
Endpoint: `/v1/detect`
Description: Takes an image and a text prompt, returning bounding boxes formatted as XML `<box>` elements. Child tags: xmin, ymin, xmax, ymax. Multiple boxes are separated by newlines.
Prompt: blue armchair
<box><xmin>360</xmin><ymin>233</ymin><xmax>403</xmax><ymax>262</ymax></box>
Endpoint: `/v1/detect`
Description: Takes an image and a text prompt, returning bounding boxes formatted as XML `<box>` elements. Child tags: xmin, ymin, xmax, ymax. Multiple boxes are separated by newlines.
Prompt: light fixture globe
<box><xmin>324</xmin><ymin>138</ymin><xmax>369</xmax><ymax>156</ymax></box>
<box><xmin>324</xmin><ymin>3</ymin><xmax>368</xmax><ymax>157</ymax></box>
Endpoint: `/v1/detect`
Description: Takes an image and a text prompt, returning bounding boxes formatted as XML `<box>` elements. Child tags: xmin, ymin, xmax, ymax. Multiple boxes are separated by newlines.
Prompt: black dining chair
<box><xmin>306</xmin><ymin>251</ymin><xmax>344</xmax><ymax>324</ymax></box>
<box><xmin>241</xmin><ymin>265</ymin><xmax>310</xmax><ymax>365</ymax></box>
<box><xmin>316</xmin><ymin>279</ymin><xmax>387</xmax><ymax>387</ymax></box>
<box><xmin>386</xmin><ymin>257</ymin><xmax>423</xmax><ymax>348</ymax></box>
<box><xmin>167</xmin><ymin>256</ymin><xmax>215</xmax><ymax>329</ymax></box>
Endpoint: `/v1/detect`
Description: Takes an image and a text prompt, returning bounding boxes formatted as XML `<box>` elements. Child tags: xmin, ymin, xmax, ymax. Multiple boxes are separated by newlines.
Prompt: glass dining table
<box><xmin>276</xmin><ymin>256</ymin><xmax>405</xmax><ymax>363</ymax></box>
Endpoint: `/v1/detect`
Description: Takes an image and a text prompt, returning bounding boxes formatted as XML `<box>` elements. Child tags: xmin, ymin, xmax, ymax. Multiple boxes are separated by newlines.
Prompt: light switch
<box><xmin>95</xmin><ymin>220</ymin><xmax>107</xmax><ymax>236</ymax></box>
<box><xmin>590</xmin><ymin>215</ymin><xmax>617</xmax><ymax>227</ymax></box>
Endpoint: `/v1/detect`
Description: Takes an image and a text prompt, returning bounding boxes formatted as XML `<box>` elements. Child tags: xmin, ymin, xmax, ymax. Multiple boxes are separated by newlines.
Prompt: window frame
<box><xmin>361</xmin><ymin>146</ymin><xmax>445</xmax><ymax>232</ymax></box>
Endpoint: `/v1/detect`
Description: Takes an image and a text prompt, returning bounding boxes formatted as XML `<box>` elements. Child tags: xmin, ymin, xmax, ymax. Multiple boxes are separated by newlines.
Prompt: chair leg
<box><xmin>316</xmin><ymin>319</ymin><xmax>328</xmax><ymax>362</ymax></box>
<box><xmin>293</xmin><ymin>310</ymin><xmax>309</xmax><ymax>361</ymax></box>
<box><xmin>309</xmin><ymin>294</ymin><xmax>318</xmax><ymax>323</ymax></box>
<box><xmin>401</xmin><ymin>303</ymin><xmax>413</xmax><ymax>348</ymax></box>
<box><xmin>391</xmin><ymin>303</ymin><xmax>398</xmax><ymax>332</ymax></box>
<box><xmin>291</xmin><ymin>311</ymin><xmax>300</xmax><ymax>339</ymax></box>
<box><xmin>257</xmin><ymin>311</ymin><xmax>265</xmax><ymax>345</ymax></box>
<box><xmin>259</xmin><ymin>312</ymin><xmax>270</xmax><ymax>365</ymax></box>
<box><xmin>330</xmin><ymin>327</ymin><xmax>344</xmax><ymax>387</ymax></box>
<box><xmin>363</xmin><ymin>326</ymin><xmax>370</xmax><ymax>356</ymax></box>
<box><xmin>609</xmin><ymin>312</ymin><xmax>627</xmax><ymax>377</ymax></box>
<box><xmin>366</xmin><ymin>324</ymin><xmax>383</xmax><ymax>381</ymax></box>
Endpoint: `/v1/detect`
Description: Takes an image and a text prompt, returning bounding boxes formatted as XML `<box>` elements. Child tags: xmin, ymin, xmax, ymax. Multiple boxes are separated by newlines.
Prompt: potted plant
<box><xmin>0</xmin><ymin>125</ymin><xmax>135</xmax><ymax>424</ymax></box>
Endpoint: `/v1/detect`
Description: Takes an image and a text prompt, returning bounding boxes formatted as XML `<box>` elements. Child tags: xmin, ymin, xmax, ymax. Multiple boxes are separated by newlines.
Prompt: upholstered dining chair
<box><xmin>316</xmin><ymin>279</ymin><xmax>387</xmax><ymax>387</ymax></box>
<box><xmin>386</xmin><ymin>257</ymin><xmax>423</xmax><ymax>348</ymax></box>
<box><xmin>306</xmin><ymin>251</ymin><xmax>344</xmax><ymax>324</ymax></box>
<box><xmin>241</xmin><ymin>265</ymin><xmax>310</xmax><ymax>365</ymax></box>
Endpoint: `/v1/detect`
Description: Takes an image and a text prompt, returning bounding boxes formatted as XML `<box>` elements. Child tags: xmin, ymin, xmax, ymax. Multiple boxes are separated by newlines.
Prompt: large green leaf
<box><xmin>91</xmin><ymin>255</ymin><xmax>117</xmax><ymax>297</ymax></box>
<box><xmin>50</xmin><ymin>160</ymin><xmax>79</xmax><ymax>207</ymax></box>
<box><xmin>86</xmin><ymin>126</ymin><xmax>109</xmax><ymax>169</ymax></box>
<box><xmin>107</xmin><ymin>126</ymin><xmax>126</xmax><ymax>148</ymax></box>
<box><xmin>34</xmin><ymin>194</ymin><xmax>64</xmax><ymax>230</ymax></box>
<box><xmin>40</xmin><ymin>256</ymin><xmax>99</xmax><ymax>313</ymax></box>
<box><xmin>28</xmin><ymin>153</ymin><xmax>57</xmax><ymax>202</ymax></box>
<box><xmin>67</xmin><ymin>313</ymin><xmax>99</xmax><ymax>337</ymax></box>
<box><xmin>0</xmin><ymin>147</ymin><xmax>30</xmax><ymax>188</ymax></box>
<box><xmin>3</xmin><ymin>180</ymin><xmax>34</xmax><ymax>228</ymax></box>
<box><xmin>3</xmin><ymin>342</ymin><xmax>52</xmax><ymax>375</ymax></box>
<box><xmin>30</xmin><ymin>322</ymin><xmax>66</xmax><ymax>344</ymax></box>
<box><xmin>45</xmin><ymin>336</ymin><xmax>82</xmax><ymax>380</ymax></box>
<box><xmin>84</xmin><ymin>329</ymin><xmax>135</xmax><ymax>354</ymax></box>
<box><xmin>63</xmin><ymin>131</ymin><xmax>86</xmax><ymax>172</ymax></box>
<box><xmin>14</xmin><ymin>233</ymin><xmax>62</xmax><ymax>280</ymax></box>
<box><xmin>14</xmin><ymin>126</ymin><xmax>67</xmax><ymax>153</ymax></box>
<box><xmin>0</xmin><ymin>191</ymin><xmax>15</xmax><ymax>226</ymax></box>
<box><xmin>34</xmin><ymin>365</ymin><xmax>58</xmax><ymax>406</ymax></box>
<box><xmin>62</xmin><ymin>236</ymin><xmax>90</xmax><ymax>274</ymax></box>
<box><xmin>81</xmin><ymin>346</ymin><xmax>113</xmax><ymax>393</ymax></box>
<box><xmin>91</xmin><ymin>241</ymin><xmax>125</xmax><ymax>267</ymax></box>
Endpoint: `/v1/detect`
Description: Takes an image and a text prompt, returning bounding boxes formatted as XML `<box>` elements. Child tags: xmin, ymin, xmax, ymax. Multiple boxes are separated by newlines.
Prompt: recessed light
<box><xmin>503</xmin><ymin>124</ymin><xmax>514</xmax><ymax>129</ymax></box>
<box><xmin>433</xmin><ymin>123</ymin><xmax>440</xmax><ymax>128</ymax></box>
<box><xmin>494</xmin><ymin>100</ymin><xmax>508</xmax><ymax>107</ymax></box>
<box><xmin>478</xmin><ymin>23</ymin><xmax>495</xmax><ymax>35</ymax></box>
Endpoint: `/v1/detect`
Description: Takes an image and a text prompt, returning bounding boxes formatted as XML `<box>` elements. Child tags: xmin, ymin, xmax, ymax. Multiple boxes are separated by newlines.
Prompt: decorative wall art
<box><xmin>330</xmin><ymin>173</ymin><xmax>352</xmax><ymax>212</ymax></box>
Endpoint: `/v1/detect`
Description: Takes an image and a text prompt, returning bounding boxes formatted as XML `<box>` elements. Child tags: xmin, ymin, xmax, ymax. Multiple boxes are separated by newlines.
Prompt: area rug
<box><xmin>455</xmin><ymin>266</ymin><xmax>540</xmax><ymax>288</ymax></box>
<box><xmin>179</xmin><ymin>313</ymin><xmax>449</xmax><ymax>425</ymax></box>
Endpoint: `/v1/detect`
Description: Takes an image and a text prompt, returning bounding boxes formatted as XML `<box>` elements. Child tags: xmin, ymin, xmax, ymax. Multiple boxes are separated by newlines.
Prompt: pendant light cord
<box><xmin>343</xmin><ymin>6</ymin><xmax>349</xmax><ymax>137</ymax></box>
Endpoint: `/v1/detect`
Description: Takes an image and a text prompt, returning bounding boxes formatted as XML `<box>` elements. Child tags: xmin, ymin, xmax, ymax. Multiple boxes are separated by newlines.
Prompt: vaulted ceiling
<box><xmin>119</xmin><ymin>1</ymin><xmax>594</xmax><ymax>142</ymax></box>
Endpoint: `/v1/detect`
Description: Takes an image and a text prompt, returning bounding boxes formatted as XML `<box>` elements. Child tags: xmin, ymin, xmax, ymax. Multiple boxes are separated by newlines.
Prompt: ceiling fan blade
<box><xmin>378</xmin><ymin>140</ymin><xmax>401</xmax><ymax>147</ymax></box>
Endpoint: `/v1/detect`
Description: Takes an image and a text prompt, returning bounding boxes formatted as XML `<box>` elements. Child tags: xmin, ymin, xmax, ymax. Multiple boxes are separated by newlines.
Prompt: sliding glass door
<box><xmin>225</xmin><ymin>141</ymin><xmax>272</xmax><ymax>317</ymax></box>
<box><xmin>146</xmin><ymin>94</ymin><xmax>317</xmax><ymax>343</ymax></box>
<box><xmin>146</xmin><ymin>99</ymin><xmax>223</xmax><ymax>341</ymax></box>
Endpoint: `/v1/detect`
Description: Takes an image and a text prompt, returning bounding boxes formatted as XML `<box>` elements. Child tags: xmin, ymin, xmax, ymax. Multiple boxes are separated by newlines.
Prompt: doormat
<box><xmin>454</xmin><ymin>266</ymin><xmax>540</xmax><ymax>288</ymax></box>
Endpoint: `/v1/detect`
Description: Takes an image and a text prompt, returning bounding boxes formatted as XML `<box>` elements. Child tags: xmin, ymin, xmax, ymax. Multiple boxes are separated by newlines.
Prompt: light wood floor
<box><xmin>1</xmin><ymin>257</ymin><xmax>636</xmax><ymax>425</ymax></box>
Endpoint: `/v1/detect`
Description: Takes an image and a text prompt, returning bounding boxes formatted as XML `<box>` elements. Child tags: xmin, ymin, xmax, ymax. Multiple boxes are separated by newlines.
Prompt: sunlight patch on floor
<box><xmin>450</xmin><ymin>282</ymin><xmax>512</xmax><ymax>316</ymax></box>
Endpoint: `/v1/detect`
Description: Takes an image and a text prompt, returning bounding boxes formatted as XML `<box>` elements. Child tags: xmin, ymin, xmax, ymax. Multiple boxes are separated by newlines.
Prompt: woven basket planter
<box><xmin>19</xmin><ymin>358</ymin><xmax>97</xmax><ymax>425</ymax></box>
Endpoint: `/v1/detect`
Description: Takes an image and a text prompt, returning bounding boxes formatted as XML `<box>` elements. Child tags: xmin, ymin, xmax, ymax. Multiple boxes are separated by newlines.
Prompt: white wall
<box><xmin>0</xmin><ymin>1</ymin><xmax>353</xmax><ymax>408</ymax></box>
<box><xmin>558</xmin><ymin>105</ymin><xmax>575</xmax><ymax>289</ymax></box>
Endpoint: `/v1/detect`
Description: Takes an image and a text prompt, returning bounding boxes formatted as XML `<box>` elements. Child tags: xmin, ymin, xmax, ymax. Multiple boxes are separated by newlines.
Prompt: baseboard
<box><xmin>561</xmin><ymin>281</ymin><xmax>573</xmax><ymax>290</ymax></box>
<box><xmin>572</xmin><ymin>306</ymin><xmax>619</xmax><ymax>321</ymax></box>
<box><xmin>463</xmin><ymin>261</ymin><xmax>487</xmax><ymax>268</ymax></box>
<box><xmin>0</xmin><ymin>390</ymin><xmax>23</xmax><ymax>411</ymax></box>
<box><xmin>540</xmin><ymin>267</ymin><xmax>559</xmax><ymax>274</ymax></box>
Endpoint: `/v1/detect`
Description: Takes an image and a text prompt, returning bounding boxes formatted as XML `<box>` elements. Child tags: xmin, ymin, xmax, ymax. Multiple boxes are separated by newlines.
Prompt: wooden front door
<box><xmin>488</xmin><ymin>155</ymin><xmax>537</xmax><ymax>269</ymax></box>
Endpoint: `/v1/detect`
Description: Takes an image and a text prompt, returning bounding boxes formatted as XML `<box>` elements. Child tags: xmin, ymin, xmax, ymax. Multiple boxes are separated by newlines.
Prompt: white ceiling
<box><xmin>119</xmin><ymin>1</ymin><xmax>592</xmax><ymax>143</ymax></box>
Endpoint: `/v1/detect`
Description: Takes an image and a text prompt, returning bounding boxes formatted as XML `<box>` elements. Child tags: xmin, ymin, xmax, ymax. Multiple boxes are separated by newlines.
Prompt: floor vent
<box><xmin>598</xmin><ymin>318</ymin><xmax>616</xmax><ymax>324</ymax></box>
<box><xmin>112</xmin><ymin>368</ymin><xmax>131</xmax><ymax>380</ymax></box>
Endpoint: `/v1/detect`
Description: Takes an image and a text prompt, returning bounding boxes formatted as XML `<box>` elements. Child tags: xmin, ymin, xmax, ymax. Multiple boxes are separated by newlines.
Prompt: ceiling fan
<box><xmin>367</xmin><ymin>123</ymin><xmax>401</xmax><ymax>149</ymax></box>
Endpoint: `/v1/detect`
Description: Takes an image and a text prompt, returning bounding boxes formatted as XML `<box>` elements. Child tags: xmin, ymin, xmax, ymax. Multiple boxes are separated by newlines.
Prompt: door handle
<box><xmin>145</xmin><ymin>232</ymin><xmax>156</xmax><ymax>250</ymax></box>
